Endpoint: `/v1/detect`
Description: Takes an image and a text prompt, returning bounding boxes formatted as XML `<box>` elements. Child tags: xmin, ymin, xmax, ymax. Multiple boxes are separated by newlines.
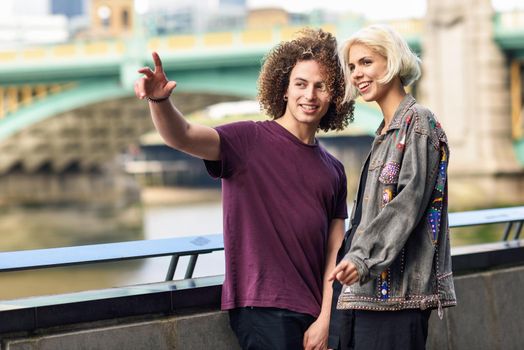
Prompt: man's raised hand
<box><xmin>135</xmin><ymin>52</ymin><xmax>177</xmax><ymax>100</ymax></box>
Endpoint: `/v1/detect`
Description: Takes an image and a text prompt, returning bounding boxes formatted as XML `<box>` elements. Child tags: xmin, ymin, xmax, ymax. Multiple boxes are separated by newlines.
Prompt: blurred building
<box><xmin>51</xmin><ymin>0</ymin><xmax>87</xmax><ymax>18</ymax></box>
<box><xmin>50</xmin><ymin>0</ymin><xmax>89</xmax><ymax>39</ymax></box>
<box><xmin>89</xmin><ymin>0</ymin><xmax>135</xmax><ymax>38</ymax></box>
<box><xmin>141</xmin><ymin>0</ymin><xmax>323</xmax><ymax>36</ymax></box>
<box><xmin>11</xmin><ymin>0</ymin><xmax>49</xmax><ymax>16</ymax></box>
<box><xmin>246</xmin><ymin>8</ymin><xmax>311</xmax><ymax>29</ymax></box>
<box><xmin>219</xmin><ymin>0</ymin><xmax>246</xmax><ymax>6</ymax></box>
<box><xmin>246</xmin><ymin>8</ymin><xmax>288</xmax><ymax>29</ymax></box>
<box><xmin>0</xmin><ymin>15</ymin><xmax>69</xmax><ymax>49</ymax></box>
<box><xmin>0</xmin><ymin>0</ymin><xmax>92</xmax><ymax>48</ymax></box>
<box><xmin>143</xmin><ymin>0</ymin><xmax>246</xmax><ymax>35</ymax></box>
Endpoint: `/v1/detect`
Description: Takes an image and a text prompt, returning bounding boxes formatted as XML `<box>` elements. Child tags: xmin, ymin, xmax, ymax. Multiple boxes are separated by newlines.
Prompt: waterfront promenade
<box><xmin>0</xmin><ymin>206</ymin><xmax>523</xmax><ymax>349</ymax></box>
<box><xmin>1</xmin><ymin>1</ymin><xmax>524</xmax><ymax>348</ymax></box>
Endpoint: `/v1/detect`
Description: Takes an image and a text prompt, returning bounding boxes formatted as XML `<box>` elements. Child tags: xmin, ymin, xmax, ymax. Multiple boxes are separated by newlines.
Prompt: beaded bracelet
<box><xmin>147</xmin><ymin>95</ymin><xmax>171</xmax><ymax>103</ymax></box>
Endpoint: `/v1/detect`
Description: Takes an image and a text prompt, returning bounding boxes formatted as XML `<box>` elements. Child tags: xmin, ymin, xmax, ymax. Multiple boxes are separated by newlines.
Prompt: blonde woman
<box><xmin>329</xmin><ymin>24</ymin><xmax>456</xmax><ymax>350</ymax></box>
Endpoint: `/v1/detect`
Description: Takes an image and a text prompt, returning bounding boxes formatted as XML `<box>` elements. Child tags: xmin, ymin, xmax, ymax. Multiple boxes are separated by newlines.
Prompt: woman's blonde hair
<box><xmin>339</xmin><ymin>24</ymin><xmax>421</xmax><ymax>102</ymax></box>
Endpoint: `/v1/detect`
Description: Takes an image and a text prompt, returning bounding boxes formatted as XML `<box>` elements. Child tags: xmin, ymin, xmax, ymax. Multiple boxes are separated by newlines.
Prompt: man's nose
<box><xmin>304</xmin><ymin>86</ymin><xmax>316</xmax><ymax>100</ymax></box>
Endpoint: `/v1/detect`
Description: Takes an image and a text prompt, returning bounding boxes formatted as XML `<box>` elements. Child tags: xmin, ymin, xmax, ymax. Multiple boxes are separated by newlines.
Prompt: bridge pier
<box><xmin>421</xmin><ymin>0</ymin><xmax>524</xmax><ymax>208</ymax></box>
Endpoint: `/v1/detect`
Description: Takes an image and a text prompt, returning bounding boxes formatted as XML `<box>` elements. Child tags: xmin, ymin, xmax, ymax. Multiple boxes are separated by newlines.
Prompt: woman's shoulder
<box><xmin>408</xmin><ymin>103</ymin><xmax>448</xmax><ymax>146</ymax></box>
<box><xmin>408</xmin><ymin>102</ymin><xmax>433</xmax><ymax>126</ymax></box>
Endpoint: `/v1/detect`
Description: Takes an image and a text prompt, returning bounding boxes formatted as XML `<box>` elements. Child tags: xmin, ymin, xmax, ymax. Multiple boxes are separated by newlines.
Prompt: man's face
<box><xmin>282</xmin><ymin>60</ymin><xmax>331</xmax><ymax>127</ymax></box>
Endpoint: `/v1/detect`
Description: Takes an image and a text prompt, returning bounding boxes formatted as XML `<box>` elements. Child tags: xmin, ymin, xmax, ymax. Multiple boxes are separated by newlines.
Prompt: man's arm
<box><xmin>304</xmin><ymin>218</ymin><xmax>345</xmax><ymax>350</ymax></box>
<box><xmin>135</xmin><ymin>52</ymin><xmax>220</xmax><ymax>161</ymax></box>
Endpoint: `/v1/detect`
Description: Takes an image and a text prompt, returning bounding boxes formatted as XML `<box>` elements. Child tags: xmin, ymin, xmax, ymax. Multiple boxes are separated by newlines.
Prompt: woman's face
<box><xmin>347</xmin><ymin>43</ymin><xmax>392</xmax><ymax>103</ymax></box>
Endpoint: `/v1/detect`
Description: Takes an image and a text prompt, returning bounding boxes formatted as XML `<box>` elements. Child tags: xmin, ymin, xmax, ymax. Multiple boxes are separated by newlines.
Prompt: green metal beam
<box><xmin>0</xmin><ymin>80</ymin><xmax>130</xmax><ymax>142</ymax></box>
<box><xmin>493</xmin><ymin>12</ymin><xmax>524</xmax><ymax>59</ymax></box>
<box><xmin>167</xmin><ymin>66</ymin><xmax>260</xmax><ymax>98</ymax></box>
<box><xmin>514</xmin><ymin>139</ymin><xmax>524</xmax><ymax>166</ymax></box>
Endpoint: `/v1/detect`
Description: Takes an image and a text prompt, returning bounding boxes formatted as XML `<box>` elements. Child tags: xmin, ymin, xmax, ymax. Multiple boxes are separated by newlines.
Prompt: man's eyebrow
<box><xmin>293</xmin><ymin>77</ymin><xmax>325</xmax><ymax>84</ymax></box>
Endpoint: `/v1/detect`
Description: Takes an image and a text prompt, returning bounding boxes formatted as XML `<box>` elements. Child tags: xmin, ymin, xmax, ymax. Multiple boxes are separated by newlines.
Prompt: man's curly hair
<box><xmin>258</xmin><ymin>28</ymin><xmax>354</xmax><ymax>132</ymax></box>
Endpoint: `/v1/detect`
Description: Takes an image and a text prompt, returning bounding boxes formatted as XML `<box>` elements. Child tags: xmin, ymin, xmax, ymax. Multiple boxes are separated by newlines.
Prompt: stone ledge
<box><xmin>0</xmin><ymin>276</ymin><xmax>223</xmax><ymax>334</ymax></box>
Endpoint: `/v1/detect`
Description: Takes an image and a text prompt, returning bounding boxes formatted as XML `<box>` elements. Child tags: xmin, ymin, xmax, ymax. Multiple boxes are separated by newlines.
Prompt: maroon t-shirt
<box><xmin>205</xmin><ymin>120</ymin><xmax>347</xmax><ymax>317</ymax></box>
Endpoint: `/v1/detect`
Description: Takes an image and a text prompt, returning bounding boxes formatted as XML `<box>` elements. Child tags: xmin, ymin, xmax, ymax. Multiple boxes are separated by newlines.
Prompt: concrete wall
<box><xmin>3</xmin><ymin>265</ymin><xmax>524</xmax><ymax>350</ymax></box>
<box><xmin>3</xmin><ymin>311</ymin><xmax>240</xmax><ymax>350</ymax></box>
<box><xmin>427</xmin><ymin>265</ymin><xmax>524</xmax><ymax>350</ymax></box>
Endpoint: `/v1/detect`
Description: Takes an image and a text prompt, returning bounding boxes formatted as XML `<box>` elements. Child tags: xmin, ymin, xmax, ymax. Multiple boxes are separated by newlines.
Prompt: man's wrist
<box><xmin>147</xmin><ymin>95</ymin><xmax>171</xmax><ymax>103</ymax></box>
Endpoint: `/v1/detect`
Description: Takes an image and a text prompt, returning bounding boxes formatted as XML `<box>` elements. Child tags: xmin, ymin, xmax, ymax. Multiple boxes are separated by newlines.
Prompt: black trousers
<box><xmin>338</xmin><ymin>309</ymin><xmax>431</xmax><ymax>350</ymax></box>
<box><xmin>228</xmin><ymin>307</ymin><xmax>315</xmax><ymax>350</ymax></box>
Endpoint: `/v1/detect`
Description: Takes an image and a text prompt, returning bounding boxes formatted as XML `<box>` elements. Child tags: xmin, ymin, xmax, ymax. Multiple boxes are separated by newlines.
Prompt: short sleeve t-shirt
<box><xmin>205</xmin><ymin>120</ymin><xmax>347</xmax><ymax>317</ymax></box>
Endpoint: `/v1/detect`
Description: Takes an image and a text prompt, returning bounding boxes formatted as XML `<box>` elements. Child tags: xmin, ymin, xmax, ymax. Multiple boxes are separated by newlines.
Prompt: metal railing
<box><xmin>448</xmin><ymin>206</ymin><xmax>524</xmax><ymax>240</ymax></box>
<box><xmin>0</xmin><ymin>206</ymin><xmax>523</xmax><ymax>279</ymax></box>
<box><xmin>0</xmin><ymin>234</ymin><xmax>224</xmax><ymax>281</ymax></box>
<box><xmin>0</xmin><ymin>206</ymin><xmax>523</xmax><ymax>335</ymax></box>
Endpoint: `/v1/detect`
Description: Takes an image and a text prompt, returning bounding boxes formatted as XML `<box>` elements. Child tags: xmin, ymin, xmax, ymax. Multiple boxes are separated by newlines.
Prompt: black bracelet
<box><xmin>147</xmin><ymin>95</ymin><xmax>171</xmax><ymax>103</ymax></box>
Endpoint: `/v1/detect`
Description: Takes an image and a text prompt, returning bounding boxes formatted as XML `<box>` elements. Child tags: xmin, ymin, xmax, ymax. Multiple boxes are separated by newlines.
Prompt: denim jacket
<box><xmin>337</xmin><ymin>95</ymin><xmax>457</xmax><ymax>315</ymax></box>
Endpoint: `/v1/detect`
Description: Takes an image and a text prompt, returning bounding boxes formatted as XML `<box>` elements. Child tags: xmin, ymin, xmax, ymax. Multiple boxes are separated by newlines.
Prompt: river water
<box><xmin>0</xmin><ymin>190</ymin><xmax>499</xmax><ymax>300</ymax></box>
<box><xmin>0</xmin><ymin>200</ymin><xmax>225</xmax><ymax>300</ymax></box>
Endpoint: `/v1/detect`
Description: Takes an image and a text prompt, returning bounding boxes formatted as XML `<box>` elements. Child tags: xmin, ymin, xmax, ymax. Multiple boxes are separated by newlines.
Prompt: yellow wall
<box><xmin>247</xmin><ymin>9</ymin><xmax>289</xmax><ymax>29</ymax></box>
<box><xmin>91</xmin><ymin>0</ymin><xmax>134</xmax><ymax>38</ymax></box>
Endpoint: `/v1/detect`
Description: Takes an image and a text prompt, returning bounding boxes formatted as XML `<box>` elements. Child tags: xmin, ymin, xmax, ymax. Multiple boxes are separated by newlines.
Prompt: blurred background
<box><xmin>0</xmin><ymin>0</ymin><xmax>523</xmax><ymax>299</ymax></box>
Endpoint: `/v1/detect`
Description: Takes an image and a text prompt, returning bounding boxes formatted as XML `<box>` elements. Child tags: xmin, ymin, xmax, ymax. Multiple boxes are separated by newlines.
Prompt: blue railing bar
<box><xmin>165</xmin><ymin>254</ymin><xmax>180</xmax><ymax>281</ymax></box>
<box><xmin>447</xmin><ymin>206</ymin><xmax>524</xmax><ymax>227</ymax></box>
<box><xmin>185</xmin><ymin>255</ymin><xmax>199</xmax><ymax>279</ymax></box>
<box><xmin>514</xmin><ymin>222</ymin><xmax>523</xmax><ymax>240</ymax></box>
<box><xmin>502</xmin><ymin>222</ymin><xmax>514</xmax><ymax>241</ymax></box>
<box><xmin>0</xmin><ymin>234</ymin><xmax>224</xmax><ymax>273</ymax></box>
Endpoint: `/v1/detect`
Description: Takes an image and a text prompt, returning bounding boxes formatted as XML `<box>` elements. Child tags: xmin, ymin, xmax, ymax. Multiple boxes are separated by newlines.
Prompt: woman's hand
<box><xmin>328</xmin><ymin>260</ymin><xmax>359</xmax><ymax>286</ymax></box>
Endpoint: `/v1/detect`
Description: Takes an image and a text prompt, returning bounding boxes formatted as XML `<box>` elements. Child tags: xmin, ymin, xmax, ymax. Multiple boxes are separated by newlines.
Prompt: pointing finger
<box><xmin>328</xmin><ymin>263</ymin><xmax>344</xmax><ymax>281</ymax></box>
<box><xmin>152</xmin><ymin>52</ymin><xmax>163</xmax><ymax>72</ymax></box>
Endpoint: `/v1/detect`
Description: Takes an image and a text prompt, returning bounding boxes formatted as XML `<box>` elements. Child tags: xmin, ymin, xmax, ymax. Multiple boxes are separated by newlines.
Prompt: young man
<box><xmin>135</xmin><ymin>29</ymin><xmax>354</xmax><ymax>350</ymax></box>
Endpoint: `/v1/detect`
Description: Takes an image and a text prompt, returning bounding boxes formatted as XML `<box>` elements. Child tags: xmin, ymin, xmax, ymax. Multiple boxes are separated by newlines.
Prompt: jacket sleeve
<box><xmin>344</xmin><ymin>126</ymin><xmax>441</xmax><ymax>284</ymax></box>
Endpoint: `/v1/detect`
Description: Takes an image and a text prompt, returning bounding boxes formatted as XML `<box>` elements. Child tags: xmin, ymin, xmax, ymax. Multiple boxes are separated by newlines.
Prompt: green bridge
<box><xmin>0</xmin><ymin>8</ymin><xmax>523</xmax><ymax>206</ymax></box>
